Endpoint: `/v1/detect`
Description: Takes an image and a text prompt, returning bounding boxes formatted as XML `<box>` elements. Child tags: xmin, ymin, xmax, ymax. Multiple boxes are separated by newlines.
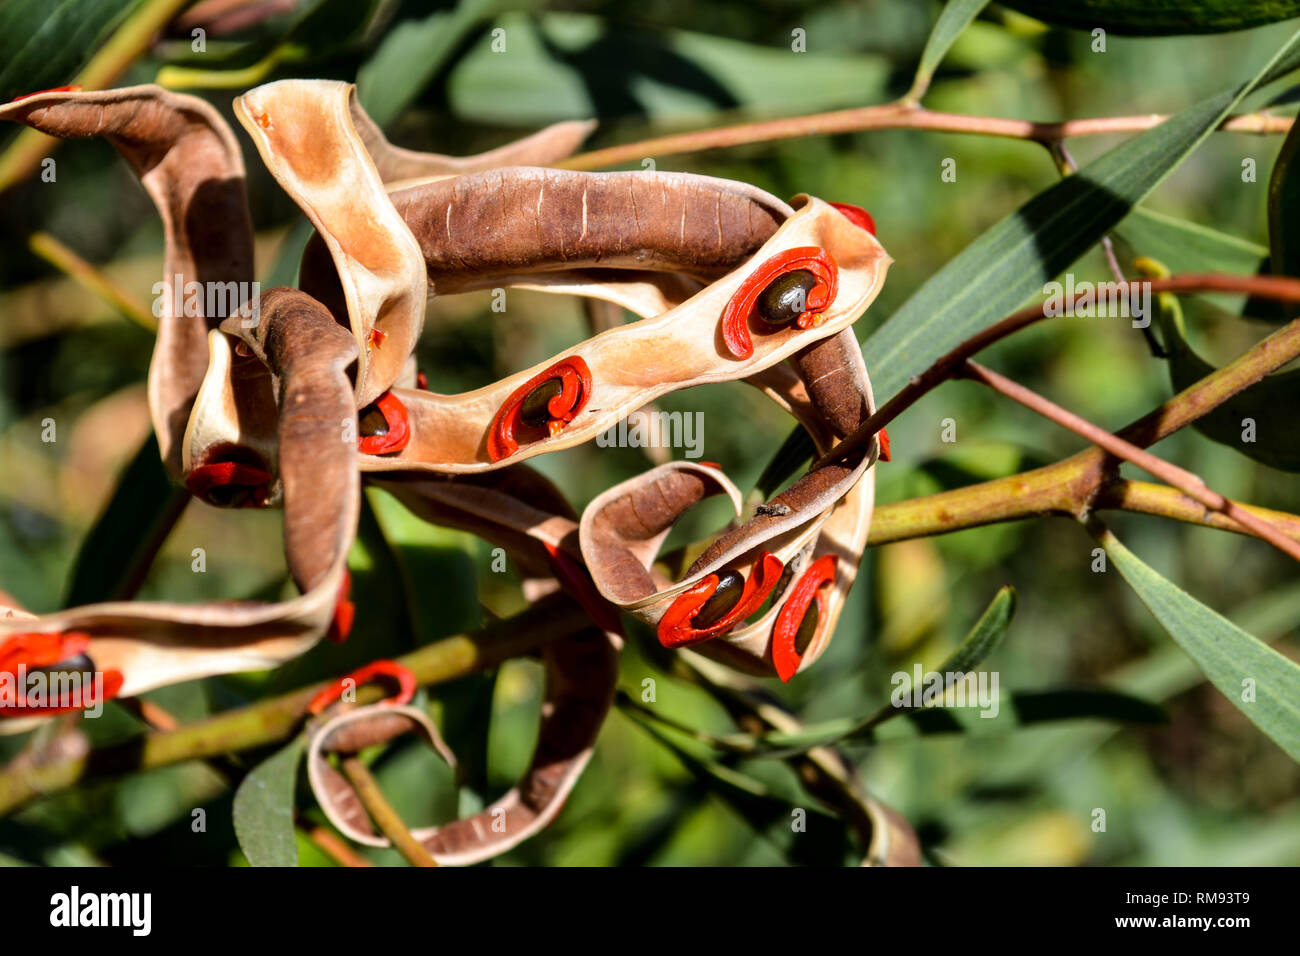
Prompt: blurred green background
<box><xmin>0</xmin><ymin>0</ymin><xmax>1298</xmax><ymax>866</ymax></box>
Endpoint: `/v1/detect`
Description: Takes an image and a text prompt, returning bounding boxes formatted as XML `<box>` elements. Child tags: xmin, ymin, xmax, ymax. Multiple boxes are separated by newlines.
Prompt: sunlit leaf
<box><xmin>864</xmin><ymin>27</ymin><xmax>1300</xmax><ymax>401</ymax></box>
<box><xmin>233</xmin><ymin>734</ymin><xmax>307</xmax><ymax>867</ymax></box>
<box><xmin>1141</xmin><ymin>257</ymin><xmax>1300</xmax><ymax>471</ymax></box>
<box><xmin>1099</xmin><ymin>527</ymin><xmax>1300</xmax><ymax>763</ymax></box>
<box><xmin>908</xmin><ymin>0</ymin><xmax>991</xmax><ymax>101</ymax></box>
<box><xmin>1000</xmin><ymin>0</ymin><xmax>1300</xmax><ymax>35</ymax></box>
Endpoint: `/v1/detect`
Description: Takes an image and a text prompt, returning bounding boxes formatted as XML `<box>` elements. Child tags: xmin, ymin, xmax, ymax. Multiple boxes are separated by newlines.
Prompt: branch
<box><xmin>0</xmin><ymin>593</ymin><xmax>588</xmax><ymax>818</ymax></box>
<box><xmin>959</xmin><ymin>359</ymin><xmax>1300</xmax><ymax>563</ymax></box>
<box><xmin>558</xmin><ymin>102</ymin><xmax>1291</xmax><ymax>170</ymax></box>
<box><xmin>341</xmin><ymin>756</ymin><xmax>438</xmax><ymax>867</ymax></box>
<box><xmin>870</xmin><ymin>475</ymin><xmax>1300</xmax><ymax>546</ymax></box>
<box><xmin>816</xmin><ymin>273</ymin><xmax>1300</xmax><ymax>471</ymax></box>
<box><xmin>866</xmin><ymin>295</ymin><xmax>1300</xmax><ymax>547</ymax></box>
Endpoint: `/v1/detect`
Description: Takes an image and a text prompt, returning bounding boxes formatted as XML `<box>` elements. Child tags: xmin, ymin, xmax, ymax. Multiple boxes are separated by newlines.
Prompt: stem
<box><xmin>340</xmin><ymin>756</ymin><xmax>438</xmax><ymax>867</ymax></box>
<box><xmin>558</xmin><ymin>102</ymin><xmax>1291</xmax><ymax>170</ymax></box>
<box><xmin>866</xmin><ymin>304</ymin><xmax>1300</xmax><ymax>546</ymax></box>
<box><xmin>28</xmin><ymin>233</ymin><xmax>157</xmax><ymax>332</ymax></box>
<box><xmin>960</xmin><ymin>359</ymin><xmax>1300</xmax><ymax>562</ymax></box>
<box><xmin>815</xmin><ymin>273</ymin><xmax>1300</xmax><ymax>471</ymax></box>
<box><xmin>0</xmin><ymin>593</ymin><xmax>587</xmax><ymax>818</ymax></box>
<box><xmin>301</xmin><ymin>822</ymin><xmax>374</xmax><ymax>867</ymax></box>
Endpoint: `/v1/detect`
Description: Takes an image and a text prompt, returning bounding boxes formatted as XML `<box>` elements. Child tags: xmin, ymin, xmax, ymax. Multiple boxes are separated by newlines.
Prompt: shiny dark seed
<box><xmin>520</xmin><ymin>378</ymin><xmax>563</xmax><ymax>428</ymax></box>
<box><xmin>756</xmin><ymin>270</ymin><xmax>817</xmax><ymax>326</ymax></box>
<box><xmin>25</xmin><ymin>653</ymin><xmax>95</xmax><ymax>681</ymax></box>
<box><xmin>794</xmin><ymin>600</ymin><xmax>820</xmax><ymax>656</ymax></box>
<box><xmin>358</xmin><ymin>404</ymin><xmax>389</xmax><ymax>437</ymax></box>
<box><xmin>206</xmin><ymin>484</ymin><xmax>251</xmax><ymax>508</ymax></box>
<box><xmin>693</xmin><ymin>569</ymin><xmax>745</xmax><ymax>628</ymax></box>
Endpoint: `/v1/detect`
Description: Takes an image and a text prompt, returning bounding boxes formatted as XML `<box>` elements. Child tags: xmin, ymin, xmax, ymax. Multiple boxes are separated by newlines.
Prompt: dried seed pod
<box><xmin>0</xmin><ymin>85</ymin><xmax>254</xmax><ymax>479</ymax></box>
<box><xmin>356</xmin><ymin>194</ymin><xmax>888</xmax><ymax>472</ymax></box>
<box><xmin>307</xmin><ymin>628</ymin><xmax>619</xmax><ymax>867</ymax></box>
<box><xmin>0</xmin><ymin>289</ymin><xmax>359</xmax><ymax>722</ymax></box>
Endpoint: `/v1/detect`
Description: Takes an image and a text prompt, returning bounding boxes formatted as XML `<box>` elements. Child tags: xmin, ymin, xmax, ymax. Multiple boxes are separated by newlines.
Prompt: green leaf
<box><xmin>1000</xmin><ymin>0</ymin><xmax>1300</xmax><ymax>35</ymax></box>
<box><xmin>1006</xmin><ymin>688</ymin><xmax>1167</xmax><ymax>724</ymax></box>
<box><xmin>907</xmin><ymin>0</ymin><xmax>991</xmax><ymax>102</ymax></box>
<box><xmin>0</xmin><ymin>0</ymin><xmax>138</xmax><ymax>104</ymax></box>
<box><xmin>864</xmin><ymin>27</ymin><xmax>1300</xmax><ymax>402</ymax></box>
<box><xmin>623</xmin><ymin>711</ymin><xmax>856</xmax><ymax>865</ymax></box>
<box><xmin>1141</xmin><ymin>257</ymin><xmax>1300</xmax><ymax>471</ymax></box>
<box><xmin>65</xmin><ymin>433</ymin><xmax>187</xmax><ymax>606</ymax></box>
<box><xmin>878</xmin><ymin>687</ymin><xmax>1166</xmax><ymax>738</ymax></box>
<box><xmin>1267</xmin><ymin>113</ymin><xmax>1300</xmax><ymax>321</ymax></box>
<box><xmin>356</xmin><ymin>0</ymin><xmax>501</xmax><ymax>128</ymax></box>
<box><xmin>233</xmin><ymin>734</ymin><xmax>307</xmax><ymax>867</ymax></box>
<box><xmin>1098</xmin><ymin>528</ymin><xmax>1300</xmax><ymax>763</ymax></box>
<box><xmin>448</xmin><ymin>12</ymin><xmax>889</xmax><ymax>125</ymax></box>
<box><xmin>717</xmin><ymin>586</ymin><xmax>1018</xmax><ymax>756</ymax></box>
<box><xmin>157</xmin><ymin>0</ymin><xmax>382</xmax><ymax>90</ymax></box>
<box><xmin>1116</xmin><ymin>207</ymin><xmax>1268</xmax><ymax>284</ymax></box>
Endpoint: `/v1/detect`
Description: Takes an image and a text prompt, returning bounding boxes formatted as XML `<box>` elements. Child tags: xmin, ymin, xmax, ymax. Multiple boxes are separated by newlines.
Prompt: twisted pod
<box><xmin>0</xmin><ymin>79</ymin><xmax>900</xmax><ymax>864</ymax></box>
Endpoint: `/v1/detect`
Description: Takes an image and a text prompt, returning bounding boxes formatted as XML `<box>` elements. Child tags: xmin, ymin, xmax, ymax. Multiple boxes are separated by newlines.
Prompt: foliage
<box><xmin>1</xmin><ymin>0</ymin><xmax>1299</xmax><ymax>867</ymax></box>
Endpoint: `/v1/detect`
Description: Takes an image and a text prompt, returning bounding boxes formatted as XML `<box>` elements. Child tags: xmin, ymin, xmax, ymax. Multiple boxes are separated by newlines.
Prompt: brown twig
<box><xmin>558</xmin><ymin>102</ymin><xmax>1291</xmax><ymax>170</ymax></box>
<box><xmin>814</xmin><ymin>273</ymin><xmax>1300</xmax><ymax>471</ymax></box>
<box><xmin>959</xmin><ymin>359</ymin><xmax>1300</xmax><ymax>563</ymax></box>
<box><xmin>301</xmin><ymin>822</ymin><xmax>375</xmax><ymax>867</ymax></box>
<box><xmin>340</xmin><ymin>756</ymin><xmax>437</xmax><ymax>868</ymax></box>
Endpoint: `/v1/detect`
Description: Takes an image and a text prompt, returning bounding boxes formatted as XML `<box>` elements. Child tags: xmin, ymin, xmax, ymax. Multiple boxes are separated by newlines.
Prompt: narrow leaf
<box><xmin>1000</xmin><ymin>0</ymin><xmax>1300</xmax><ymax>35</ymax></box>
<box><xmin>734</xmin><ymin>586</ymin><xmax>1017</xmax><ymax>755</ymax></box>
<box><xmin>1267</xmin><ymin>114</ymin><xmax>1300</xmax><ymax>320</ymax></box>
<box><xmin>865</xmin><ymin>28</ymin><xmax>1300</xmax><ymax>402</ymax></box>
<box><xmin>624</xmin><ymin>711</ymin><xmax>855</xmax><ymax>865</ymax></box>
<box><xmin>1141</xmin><ymin>257</ymin><xmax>1300</xmax><ymax>471</ymax></box>
<box><xmin>908</xmin><ymin>0</ymin><xmax>991</xmax><ymax>102</ymax></box>
<box><xmin>1098</xmin><ymin>528</ymin><xmax>1300</xmax><ymax>763</ymax></box>
<box><xmin>752</xmin><ymin>426</ymin><xmax>815</xmax><ymax>499</ymax></box>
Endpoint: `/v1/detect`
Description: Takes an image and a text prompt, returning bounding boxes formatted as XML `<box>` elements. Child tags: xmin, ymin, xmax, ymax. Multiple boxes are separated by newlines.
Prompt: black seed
<box><xmin>359</xmin><ymin>404</ymin><xmax>389</xmax><ymax>437</ymax></box>
<box><xmin>25</xmin><ymin>653</ymin><xmax>95</xmax><ymax>681</ymax></box>
<box><xmin>794</xmin><ymin>600</ymin><xmax>820</xmax><ymax>656</ymax></box>
<box><xmin>206</xmin><ymin>484</ymin><xmax>251</xmax><ymax>508</ymax></box>
<box><xmin>693</xmin><ymin>569</ymin><xmax>745</xmax><ymax>628</ymax></box>
<box><xmin>756</xmin><ymin>270</ymin><xmax>817</xmax><ymax>327</ymax></box>
<box><xmin>520</xmin><ymin>378</ymin><xmax>563</xmax><ymax>428</ymax></box>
